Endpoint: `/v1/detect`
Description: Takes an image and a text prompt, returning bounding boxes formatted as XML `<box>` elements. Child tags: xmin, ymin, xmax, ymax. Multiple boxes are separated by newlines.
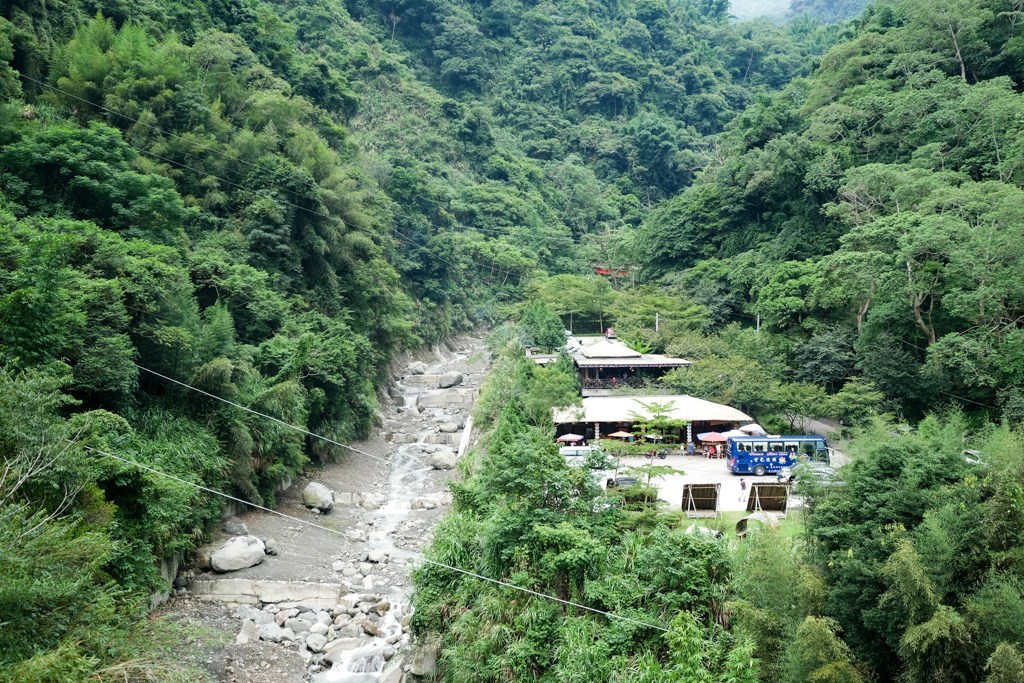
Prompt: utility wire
<box><xmin>80</xmin><ymin>441</ymin><xmax>670</xmax><ymax>633</ymax></box>
<box><xmin>133</xmin><ymin>362</ymin><xmax>437</xmax><ymax>476</ymax></box>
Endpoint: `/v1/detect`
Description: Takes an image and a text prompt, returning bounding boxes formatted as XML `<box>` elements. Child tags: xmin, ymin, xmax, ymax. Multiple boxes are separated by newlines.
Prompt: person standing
<box><xmin>687</xmin><ymin>442</ymin><xmax>695</xmax><ymax>457</ymax></box>
<box><xmin>739</xmin><ymin>478</ymin><xmax>747</xmax><ymax>502</ymax></box>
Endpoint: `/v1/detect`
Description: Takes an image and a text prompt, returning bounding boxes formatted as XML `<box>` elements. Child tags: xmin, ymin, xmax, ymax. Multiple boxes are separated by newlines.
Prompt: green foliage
<box><xmin>520</xmin><ymin>299</ymin><xmax>565</xmax><ymax>353</ymax></box>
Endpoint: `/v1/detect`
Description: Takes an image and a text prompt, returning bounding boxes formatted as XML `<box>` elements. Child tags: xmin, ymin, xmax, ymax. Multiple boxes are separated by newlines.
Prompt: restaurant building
<box><xmin>553</xmin><ymin>394</ymin><xmax>752</xmax><ymax>446</ymax></box>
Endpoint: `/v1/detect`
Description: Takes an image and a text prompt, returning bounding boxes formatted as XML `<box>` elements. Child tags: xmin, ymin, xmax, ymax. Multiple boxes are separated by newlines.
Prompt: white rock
<box><xmin>259</xmin><ymin>622</ymin><xmax>286</xmax><ymax>643</ymax></box>
<box><xmin>302</xmin><ymin>482</ymin><xmax>334</xmax><ymax>511</ymax></box>
<box><xmin>211</xmin><ymin>535</ymin><xmax>266</xmax><ymax>572</ymax></box>
<box><xmin>236</xmin><ymin>619</ymin><xmax>260</xmax><ymax>644</ymax></box>
<box><xmin>438</xmin><ymin>371</ymin><xmax>463</xmax><ymax>388</ymax></box>
<box><xmin>332</xmin><ymin>560</ymin><xmax>345</xmax><ymax>572</ymax></box>
<box><xmin>367</xmin><ymin>549</ymin><xmax>389</xmax><ymax>564</ymax></box>
<box><xmin>408</xmin><ymin>361</ymin><xmax>428</xmax><ymax>375</ymax></box>
<box><xmin>285</xmin><ymin>618</ymin><xmax>311</xmax><ymax>633</ymax></box>
<box><xmin>306</xmin><ymin>633</ymin><xmax>328</xmax><ymax>653</ymax></box>
<box><xmin>362</xmin><ymin>575</ymin><xmax>374</xmax><ymax>589</ymax></box>
<box><xmin>310</xmin><ymin>622</ymin><xmax>329</xmax><ymax>636</ymax></box>
<box><xmin>359</xmin><ymin>562</ymin><xmax>373</xmax><ymax>576</ymax></box>
<box><xmin>429</xmin><ymin>449</ymin><xmax>457</xmax><ymax>470</ymax></box>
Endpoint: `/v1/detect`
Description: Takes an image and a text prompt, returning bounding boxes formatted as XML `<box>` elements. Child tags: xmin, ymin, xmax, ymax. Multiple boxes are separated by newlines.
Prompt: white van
<box><xmin>559</xmin><ymin>445</ymin><xmax>596</xmax><ymax>459</ymax></box>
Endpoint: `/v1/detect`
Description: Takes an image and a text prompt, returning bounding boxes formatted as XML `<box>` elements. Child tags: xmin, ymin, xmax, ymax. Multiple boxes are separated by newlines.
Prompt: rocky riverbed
<box><xmin>160</xmin><ymin>335</ymin><xmax>488</xmax><ymax>682</ymax></box>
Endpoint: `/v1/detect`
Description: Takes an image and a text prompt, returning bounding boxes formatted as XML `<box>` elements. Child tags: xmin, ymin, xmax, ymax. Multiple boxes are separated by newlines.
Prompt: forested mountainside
<box><xmin>4</xmin><ymin>0</ymin><xmax>1024</xmax><ymax>679</ymax></box>
<box><xmin>0</xmin><ymin>0</ymin><xmax>830</xmax><ymax>677</ymax></box>
<box><xmin>629</xmin><ymin>0</ymin><xmax>1024</xmax><ymax>421</ymax></box>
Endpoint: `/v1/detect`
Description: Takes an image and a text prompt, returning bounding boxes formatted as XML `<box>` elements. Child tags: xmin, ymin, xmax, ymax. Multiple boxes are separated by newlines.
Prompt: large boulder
<box><xmin>747</xmin><ymin>511</ymin><xmax>782</xmax><ymax>530</ymax></box>
<box><xmin>407</xmin><ymin>361</ymin><xmax>428</xmax><ymax>375</ymax></box>
<box><xmin>408</xmin><ymin>637</ymin><xmax>441</xmax><ymax>677</ymax></box>
<box><xmin>438</xmin><ymin>371</ymin><xmax>463</xmax><ymax>389</ymax></box>
<box><xmin>302</xmin><ymin>482</ymin><xmax>334</xmax><ymax>511</ymax></box>
<box><xmin>211</xmin><ymin>535</ymin><xmax>266</xmax><ymax>572</ymax></box>
<box><xmin>429</xmin><ymin>449</ymin><xmax>457</xmax><ymax>470</ymax></box>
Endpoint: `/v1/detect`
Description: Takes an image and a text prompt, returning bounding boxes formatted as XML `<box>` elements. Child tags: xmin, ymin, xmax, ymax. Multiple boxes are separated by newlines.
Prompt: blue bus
<box><xmin>727</xmin><ymin>436</ymin><xmax>828</xmax><ymax>476</ymax></box>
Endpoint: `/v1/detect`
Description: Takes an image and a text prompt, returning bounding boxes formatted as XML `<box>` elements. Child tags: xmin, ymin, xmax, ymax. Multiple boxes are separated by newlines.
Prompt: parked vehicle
<box><xmin>727</xmin><ymin>435</ymin><xmax>828</xmax><ymax>476</ymax></box>
<box><xmin>778</xmin><ymin>461</ymin><xmax>842</xmax><ymax>492</ymax></box>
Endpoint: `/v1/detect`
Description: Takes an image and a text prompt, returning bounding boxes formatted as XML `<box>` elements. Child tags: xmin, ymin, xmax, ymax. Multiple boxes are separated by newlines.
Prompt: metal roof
<box><xmin>553</xmin><ymin>394</ymin><xmax>752</xmax><ymax>424</ymax></box>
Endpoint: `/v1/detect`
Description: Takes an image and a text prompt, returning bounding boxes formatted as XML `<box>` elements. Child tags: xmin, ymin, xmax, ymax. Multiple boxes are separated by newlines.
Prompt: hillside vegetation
<box><xmin>0</xmin><ymin>0</ymin><xmax>828</xmax><ymax>677</ymax></box>
<box><xmin>4</xmin><ymin>0</ymin><xmax>1024</xmax><ymax>679</ymax></box>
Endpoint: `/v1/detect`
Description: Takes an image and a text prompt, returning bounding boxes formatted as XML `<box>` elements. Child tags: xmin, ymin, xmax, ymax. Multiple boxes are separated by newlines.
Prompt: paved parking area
<box><xmin>611</xmin><ymin>453</ymin><xmax>761</xmax><ymax>512</ymax></box>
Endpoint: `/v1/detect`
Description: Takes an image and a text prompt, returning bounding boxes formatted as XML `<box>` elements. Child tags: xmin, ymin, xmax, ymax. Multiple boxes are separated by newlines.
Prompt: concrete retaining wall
<box><xmin>190</xmin><ymin>578</ymin><xmax>350</xmax><ymax>609</ymax></box>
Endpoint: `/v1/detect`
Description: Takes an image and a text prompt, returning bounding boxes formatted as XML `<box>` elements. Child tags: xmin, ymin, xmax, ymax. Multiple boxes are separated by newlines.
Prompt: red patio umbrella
<box><xmin>696</xmin><ymin>431</ymin><xmax>728</xmax><ymax>442</ymax></box>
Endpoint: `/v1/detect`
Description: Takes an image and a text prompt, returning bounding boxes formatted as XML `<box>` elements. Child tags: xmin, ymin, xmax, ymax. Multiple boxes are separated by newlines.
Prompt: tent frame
<box><xmin>682</xmin><ymin>483</ymin><xmax>721</xmax><ymax>518</ymax></box>
<box><xmin>746</xmin><ymin>483</ymin><xmax>791</xmax><ymax>518</ymax></box>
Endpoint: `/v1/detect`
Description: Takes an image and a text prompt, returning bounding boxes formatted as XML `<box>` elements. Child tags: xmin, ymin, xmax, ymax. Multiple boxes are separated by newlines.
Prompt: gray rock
<box><xmin>438</xmin><ymin>371</ymin><xmax>463</xmax><ymax>388</ymax></box>
<box><xmin>438</xmin><ymin>421</ymin><xmax>459</xmax><ymax>433</ymax></box>
<box><xmin>408</xmin><ymin>637</ymin><xmax>441</xmax><ymax>676</ymax></box>
<box><xmin>236</xmin><ymin>619</ymin><xmax>260</xmax><ymax>645</ymax></box>
<box><xmin>253</xmin><ymin>611</ymin><xmax>274</xmax><ymax>626</ymax></box>
<box><xmin>221</xmin><ymin>517</ymin><xmax>249</xmax><ymax>536</ymax></box>
<box><xmin>310</xmin><ymin>622</ymin><xmax>329</xmax><ymax>637</ymax></box>
<box><xmin>370</xmin><ymin>601</ymin><xmax>391</xmax><ymax>617</ymax></box>
<box><xmin>429</xmin><ymin>449</ymin><xmax>457</xmax><ymax>470</ymax></box>
<box><xmin>211</xmin><ymin>535</ymin><xmax>266</xmax><ymax>572</ymax></box>
<box><xmin>306</xmin><ymin>633</ymin><xmax>328</xmax><ymax>653</ymax></box>
<box><xmin>302</xmin><ymin>482</ymin><xmax>334</xmax><ymax>511</ymax></box>
<box><xmin>408</xmin><ymin>361</ymin><xmax>428</xmax><ymax>375</ymax></box>
<box><xmin>360</xmin><ymin>493</ymin><xmax>385</xmax><ymax>510</ymax></box>
<box><xmin>379</xmin><ymin>656</ymin><xmax>404</xmax><ymax>683</ymax></box>
<box><xmin>367</xmin><ymin>549</ymin><xmax>389</xmax><ymax>564</ymax></box>
<box><xmin>322</xmin><ymin>637</ymin><xmax>370</xmax><ymax>664</ymax></box>
<box><xmin>285</xmin><ymin>618</ymin><xmax>312</xmax><ymax>633</ymax></box>
<box><xmin>315</xmin><ymin>611</ymin><xmax>333</xmax><ymax>626</ymax></box>
<box><xmin>259</xmin><ymin>622</ymin><xmax>286</xmax><ymax>643</ymax></box>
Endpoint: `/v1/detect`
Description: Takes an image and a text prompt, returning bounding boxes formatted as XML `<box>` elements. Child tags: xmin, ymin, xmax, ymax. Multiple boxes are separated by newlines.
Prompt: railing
<box><xmin>581</xmin><ymin>378</ymin><xmax>646</xmax><ymax>390</ymax></box>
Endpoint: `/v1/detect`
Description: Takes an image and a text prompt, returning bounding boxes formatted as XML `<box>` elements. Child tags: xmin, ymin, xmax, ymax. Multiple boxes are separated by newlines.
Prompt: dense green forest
<box><xmin>0</xmin><ymin>0</ymin><xmax>832</xmax><ymax>677</ymax></box>
<box><xmin>416</xmin><ymin>330</ymin><xmax>1024</xmax><ymax>682</ymax></box>
<box><xmin>3</xmin><ymin>0</ymin><xmax>1024</xmax><ymax>679</ymax></box>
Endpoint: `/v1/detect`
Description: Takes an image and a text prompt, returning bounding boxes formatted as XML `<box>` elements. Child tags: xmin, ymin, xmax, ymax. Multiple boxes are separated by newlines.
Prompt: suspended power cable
<box><xmin>132</xmin><ymin>362</ymin><xmax>435</xmax><ymax>476</ymax></box>
<box><xmin>80</xmin><ymin>441</ymin><xmax>670</xmax><ymax>633</ymax></box>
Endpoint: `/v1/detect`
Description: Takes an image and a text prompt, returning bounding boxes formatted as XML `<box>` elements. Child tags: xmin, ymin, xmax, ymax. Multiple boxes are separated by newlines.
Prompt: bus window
<box><xmin>740</xmin><ymin>441</ymin><xmax>753</xmax><ymax>453</ymax></box>
<box><xmin>752</xmin><ymin>442</ymin><xmax>766</xmax><ymax>453</ymax></box>
<box><xmin>800</xmin><ymin>441</ymin><xmax>817</xmax><ymax>457</ymax></box>
<box><xmin>784</xmin><ymin>442</ymin><xmax>799</xmax><ymax>454</ymax></box>
<box><xmin>769</xmin><ymin>442</ymin><xmax>785</xmax><ymax>452</ymax></box>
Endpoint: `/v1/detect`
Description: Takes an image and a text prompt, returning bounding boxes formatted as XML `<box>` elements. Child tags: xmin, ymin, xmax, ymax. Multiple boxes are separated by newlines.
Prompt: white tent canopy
<box><xmin>553</xmin><ymin>395</ymin><xmax>752</xmax><ymax>425</ymax></box>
